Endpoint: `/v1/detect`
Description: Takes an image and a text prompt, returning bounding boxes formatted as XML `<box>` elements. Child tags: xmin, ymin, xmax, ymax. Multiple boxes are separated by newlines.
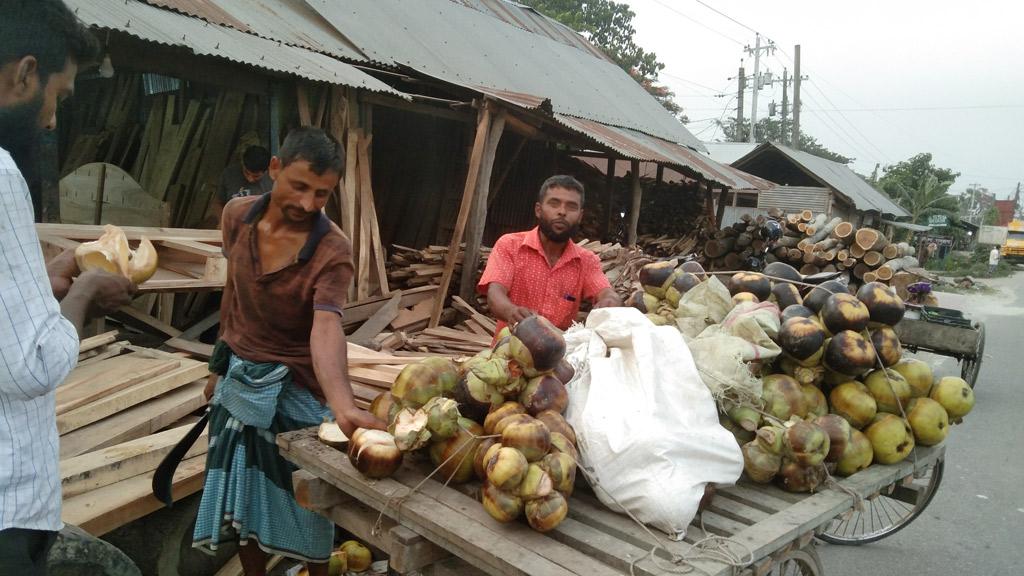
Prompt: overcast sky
<box><xmin>623</xmin><ymin>0</ymin><xmax>1023</xmax><ymax>198</ymax></box>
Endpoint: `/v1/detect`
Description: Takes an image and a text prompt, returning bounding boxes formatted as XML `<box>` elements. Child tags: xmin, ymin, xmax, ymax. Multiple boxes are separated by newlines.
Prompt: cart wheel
<box><xmin>818</xmin><ymin>457</ymin><xmax>944</xmax><ymax>545</ymax></box>
<box><xmin>960</xmin><ymin>322</ymin><xmax>985</xmax><ymax>388</ymax></box>
<box><xmin>769</xmin><ymin>547</ymin><xmax>823</xmax><ymax>576</ymax></box>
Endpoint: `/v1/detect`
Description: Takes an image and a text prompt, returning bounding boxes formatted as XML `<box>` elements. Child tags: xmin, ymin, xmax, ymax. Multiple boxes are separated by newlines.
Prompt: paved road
<box><xmin>819</xmin><ymin>273</ymin><xmax>1024</xmax><ymax>576</ymax></box>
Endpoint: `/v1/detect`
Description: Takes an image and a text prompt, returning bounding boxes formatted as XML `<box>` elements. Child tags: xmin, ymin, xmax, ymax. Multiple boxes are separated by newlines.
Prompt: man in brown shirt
<box><xmin>193</xmin><ymin>128</ymin><xmax>383</xmax><ymax>576</ymax></box>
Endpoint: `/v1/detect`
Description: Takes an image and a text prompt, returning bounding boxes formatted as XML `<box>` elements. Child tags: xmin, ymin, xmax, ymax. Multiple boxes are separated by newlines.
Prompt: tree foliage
<box><xmin>876</xmin><ymin>153</ymin><xmax>960</xmax><ymax>200</ymax></box>
<box><xmin>520</xmin><ymin>0</ymin><xmax>684</xmax><ymax>118</ymax></box>
<box><xmin>891</xmin><ymin>173</ymin><xmax>959</xmax><ymax>227</ymax></box>
<box><xmin>717</xmin><ymin>117</ymin><xmax>853</xmax><ymax>164</ymax></box>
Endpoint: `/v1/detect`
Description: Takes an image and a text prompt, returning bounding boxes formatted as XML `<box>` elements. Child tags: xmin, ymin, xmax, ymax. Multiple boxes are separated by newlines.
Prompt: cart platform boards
<box><xmin>278</xmin><ymin>428</ymin><xmax>944</xmax><ymax>576</ymax></box>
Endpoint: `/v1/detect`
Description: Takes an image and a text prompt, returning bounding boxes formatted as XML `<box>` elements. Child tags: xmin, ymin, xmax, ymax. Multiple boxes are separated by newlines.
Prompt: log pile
<box><xmin>767</xmin><ymin>212</ymin><xmax>918</xmax><ymax>289</ymax></box>
<box><xmin>700</xmin><ymin>211</ymin><xmax>781</xmax><ymax>272</ymax></box>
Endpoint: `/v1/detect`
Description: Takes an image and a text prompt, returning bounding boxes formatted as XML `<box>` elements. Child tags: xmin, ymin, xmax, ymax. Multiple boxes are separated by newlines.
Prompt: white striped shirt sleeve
<box><xmin>0</xmin><ymin>149</ymin><xmax>78</xmax><ymax>400</ymax></box>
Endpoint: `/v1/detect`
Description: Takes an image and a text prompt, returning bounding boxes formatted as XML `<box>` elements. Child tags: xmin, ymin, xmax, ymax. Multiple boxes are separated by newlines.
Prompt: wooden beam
<box><xmin>360</xmin><ymin>92</ymin><xmax>474</xmax><ymax>124</ymax></box>
<box><xmin>357</xmin><ymin>132</ymin><xmax>389</xmax><ymax>295</ymax></box>
<box><xmin>114</xmin><ymin>305</ymin><xmax>183</xmax><ymax>338</ymax></box>
<box><xmin>60</xmin><ymin>422</ymin><xmax>208</xmax><ymax>498</ymax></box>
<box><xmin>429</xmin><ymin>103</ymin><xmax>493</xmax><ymax>327</ymax></box>
<box><xmin>459</xmin><ymin>108</ymin><xmax>507</xmax><ymax>303</ymax></box>
<box><xmin>715</xmin><ymin>187</ymin><xmax>728</xmax><ymax>229</ymax></box>
<box><xmin>627</xmin><ymin>160</ymin><xmax>642</xmax><ymax>246</ymax></box>
<box><xmin>348</xmin><ymin>291</ymin><xmax>402</xmax><ymax>347</ymax></box>
<box><xmin>604</xmin><ymin>156</ymin><xmax>616</xmax><ymax>238</ymax></box>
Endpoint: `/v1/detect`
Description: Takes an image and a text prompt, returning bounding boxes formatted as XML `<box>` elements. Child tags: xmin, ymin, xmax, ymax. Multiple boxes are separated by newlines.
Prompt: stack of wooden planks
<box><xmin>36</xmin><ymin>223</ymin><xmax>225</xmax><ymax>293</ymax></box>
<box><xmin>60</xmin><ymin>334</ymin><xmax>428</xmax><ymax>537</ymax></box>
<box><xmin>59</xmin><ymin>334</ymin><xmax>211</xmax><ymax>536</ymax></box>
<box><xmin>62</xmin><ymin>73</ymin><xmax>263</xmax><ymax>228</ymax></box>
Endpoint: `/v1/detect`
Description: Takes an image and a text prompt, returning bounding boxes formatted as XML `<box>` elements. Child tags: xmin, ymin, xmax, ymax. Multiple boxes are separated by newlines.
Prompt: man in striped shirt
<box><xmin>0</xmin><ymin>2</ymin><xmax>135</xmax><ymax>573</ymax></box>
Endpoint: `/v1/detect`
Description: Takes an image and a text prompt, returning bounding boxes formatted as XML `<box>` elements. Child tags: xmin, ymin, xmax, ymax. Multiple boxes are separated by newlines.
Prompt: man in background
<box><xmin>209</xmin><ymin>145</ymin><xmax>273</xmax><ymax>225</ymax></box>
<box><xmin>0</xmin><ymin>1</ymin><xmax>135</xmax><ymax>573</ymax></box>
<box><xmin>989</xmin><ymin>245</ymin><xmax>1000</xmax><ymax>275</ymax></box>
<box><xmin>478</xmin><ymin>175</ymin><xmax>620</xmax><ymax>334</ymax></box>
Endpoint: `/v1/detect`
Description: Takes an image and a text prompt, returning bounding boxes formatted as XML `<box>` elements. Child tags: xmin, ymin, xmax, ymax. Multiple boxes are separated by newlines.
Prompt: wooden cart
<box><xmin>894</xmin><ymin>305</ymin><xmax>986</xmax><ymax>388</ymax></box>
<box><xmin>278</xmin><ymin>428</ymin><xmax>945</xmax><ymax>576</ymax></box>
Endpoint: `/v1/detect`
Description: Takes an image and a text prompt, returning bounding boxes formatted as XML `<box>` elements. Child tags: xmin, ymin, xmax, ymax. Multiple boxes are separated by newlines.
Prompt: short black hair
<box><xmin>0</xmin><ymin>0</ymin><xmax>100</xmax><ymax>79</ymax></box>
<box><xmin>538</xmin><ymin>175</ymin><xmax>585</xmax><ymax>206</ymax></box>
<box><xmin>278</xmin><ymin>127</ymin><xmax>345</xmax><ymax>176</ymax></box>
<box><xmin>242</xmin><ymin>146</ymin><xmax>271</xmax><ymax>173</ymax></box>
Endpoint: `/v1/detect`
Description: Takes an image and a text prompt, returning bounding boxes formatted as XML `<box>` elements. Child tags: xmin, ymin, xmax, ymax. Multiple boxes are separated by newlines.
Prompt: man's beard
<box><xmin>538</xmin><ymin>218</ymin><xmax>578</xmax><ymax>243</ymax></box>
<box><xmin>0</xmin><ymin>95</ymin><xmax>44</xmax><ymax>183</ymax></box>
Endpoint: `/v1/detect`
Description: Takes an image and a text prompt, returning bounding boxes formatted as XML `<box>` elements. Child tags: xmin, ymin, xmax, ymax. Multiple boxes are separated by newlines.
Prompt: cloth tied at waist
<box><xmin>213</xmin><ymin>353</ymin><xmax>291</xmax><ymax>429</ymax></box>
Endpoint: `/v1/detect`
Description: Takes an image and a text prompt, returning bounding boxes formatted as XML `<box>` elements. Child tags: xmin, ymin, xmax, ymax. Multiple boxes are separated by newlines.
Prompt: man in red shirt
<box><xmin>478</xmin><ymin>175</ymin><xmax>620</xmax><ymax>333</ymax></box>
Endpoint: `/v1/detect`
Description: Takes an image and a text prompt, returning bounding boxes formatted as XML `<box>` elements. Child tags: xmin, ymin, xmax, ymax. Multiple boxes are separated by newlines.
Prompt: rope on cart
<box><xmin>573</xmin><ymin>458</ymin><xmax>753</xmax><ymax>576</ymax></box>
<box><xmin>371</xmin><ymin>427</ymin><xmax>501</xmax><ymax>537</ymax></box>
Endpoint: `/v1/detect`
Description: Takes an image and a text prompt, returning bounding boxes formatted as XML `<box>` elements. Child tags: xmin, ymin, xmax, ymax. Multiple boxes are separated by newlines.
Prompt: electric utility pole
<box><xmin>745</xmin><ymin>33</ymin><xmax>775</xmax><ymax>143</ymax></box>
<box><xmin>736</xmin><ymin>64</ymin><xmax>745</xmax><ymax>142</ymax></box>
<box><xmin>791</xmin><ymin>44</ymin><xmax>802</xmax><ymax>150</ymax></box>
<box><xmin>780</xmin><ymin>68</ymin><xmax>789</xmax><ymax>146</ymax></box>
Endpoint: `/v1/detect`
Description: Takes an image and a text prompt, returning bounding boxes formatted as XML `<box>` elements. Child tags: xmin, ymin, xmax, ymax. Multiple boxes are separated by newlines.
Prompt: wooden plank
<box><xmin>293</xmin><ymin>469</ymin><xmax>451</xmax><ymax>573</ymax></box>
<box><xmin>38</xmin><ymin>223</ymin><xmax>221</xmax><ymax>243</ymax></box>
<box><xmin>77</xmin><ymin>342</ymin><xmax>128</xmax><ymax>367</ymax></box>
<box><xmin>58</xmin><ymin>361</ymin><xmax>209</xmax><ymax>434</ymax></box>
<box><xmin>60</xmin><ymin>422</ymin><xmax>208</xmax><ymax>498</ymax></box>
<box><xmin>79</xmin><ymin>330</ymin><xmax>118</xmax><ymax>354</ymax></box>
<box><xmin>452</xmin><ymin>296</ymin><xmax>497</xmax><ymax>334</ymax></box>
<box><xmin>115</xmin><ymin>305</ymin><xmax>183</xmax><ymax>338</ymax></box>
<box><xmin>390</xmin><ymin>299</ymin><xmax>432</xmax><ymax>331</ymax></box>
<box><xmin>343</xmin><ymin>286</ymin><xmax>437</xmax><ymax>326</ymax></box>
<box><xmin>716</xmin><ymin>484</ymin><xmax>791</xmax><ymax>514</ymax></box>
<box><xmin>56</xmin><ymin>358</ymin><xmax>179</xmax><ymax>415</ymax></box>
<box><xmin>214</xmin><ymin>554</ymin><xmax>283</xmax><ymax>576</ymax></box>
<box><xmin>164</xmin><ymin>337</ymin><xmax>214</xmax><ymax>359</ymax></box>
<box><xmin>357</xmin><ymin>133</ymin><xmax>389</xmax><ymax>295</ymax></box>
<box><xmin>58</xmin><ymin>381</ymin><xmax>206</xmax><ymax>459</ymax></box>
<box><xmin>430</xmin><ymin>104</ymin><xmax>493</xmax><ymax>327</ymax></box>
<box><xmin>62</xmin><ymin>454</ymin><xmax>206</xmax><ymax>536</ymax></box>
<box><xmin>459</xmin><ymin>109</ymin><xmax>506</xmax><ymax>303</ymax></box>
<box><xmin>156</xmin><ymin>238</ymin><xmax>223</xmax><ymax>258</ymax></box>
<box><xmin>349</xmin><ymin>291</ymin><xmax>402</xmax><ymax>346</ymax></box>
<box><xmin>278</xmin><ymin>429</ymin><xmax>617</xmax><ymax>576</ymax></box>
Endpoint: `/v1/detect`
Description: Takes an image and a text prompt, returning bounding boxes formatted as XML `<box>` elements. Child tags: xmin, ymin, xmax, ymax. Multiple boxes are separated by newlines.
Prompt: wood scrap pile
<box><xmin>59</xmin><ymin>333</ymin><xmax>210</xmax><ymax>536</ymax></box>
<box><xmin>387</xmin><ymin>244</ymin><xmax>491</xmax><ymax>310</ymax></box>
<box><xmin>766</xmin><ymin>211</ymin><xmax>919</xmax><ymax>290</ymax></box>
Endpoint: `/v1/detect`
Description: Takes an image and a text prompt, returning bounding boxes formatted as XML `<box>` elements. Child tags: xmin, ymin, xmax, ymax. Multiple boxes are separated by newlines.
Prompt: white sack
<box><xmin>563</xmin><ymin>307</ymin><xmax>743</xmax><ymax>540</ymax></box>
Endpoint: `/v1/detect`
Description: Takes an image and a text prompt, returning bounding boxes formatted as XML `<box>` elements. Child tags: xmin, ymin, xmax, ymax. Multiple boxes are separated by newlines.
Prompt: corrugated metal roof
<box><xmin>303</xmin><ymin>0</ymin><xmax>703</xmax><ymax>150</ymax></box>
<box><xmin>142</xmin><ymin>0</ymin><xmax>369</xmax><ymax>63</ymax></box>
<box><xmin>553</xmin><ymin>114</ymin><xmax>774</xmax><ymax>191</ymax></box>
<box><xmin>452</xmin><ymin>0</ymin><xmax>610</xmax><ymax>61</ymax></box>
<box><xmin>758</xmin><ymin>186</ymin><xmax>831</xmax><ymax>216</ymax></box>
<box><xmin>67</xmin><ymin>0</ymin><xmax>404</xmax><ymax>96</ymax></box>
<box><xmin>702</xmin><ymin>141</ymin><xmax>759</xmax><ymax>165</ymax></box>
<box><xmin>882</xmin><ymin>219</ymin><xmax>932</xmax><ymax>232</ymax></box>
<box><xmin>736</xmin><ymin>143</ymin><xmax>910</xmax><ymax>218</ymax></box>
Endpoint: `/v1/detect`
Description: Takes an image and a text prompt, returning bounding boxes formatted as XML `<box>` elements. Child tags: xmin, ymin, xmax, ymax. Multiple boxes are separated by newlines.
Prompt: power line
<box><xmin>802</xmin><ymin>82</ymin><xmax>891</xmax><ymax>164</ymax></box>
<box><xmin>649</xmin><ymin>0</ymin><xmax>746</xmax><ymax>46</ymax></box>
<box><xmin>690</xmin><ymin>0</ymin><xmax>762</xmax><ymax>37</ymax></box>
<box><xmin>799</xmin><ymin>90</ymin><xmax>880</xmax><ymax>165</ymax></box>
<box><xmin>659</xmin><ymin>71</ymin><xmax>727</xmax><ymax>94</ymax></box>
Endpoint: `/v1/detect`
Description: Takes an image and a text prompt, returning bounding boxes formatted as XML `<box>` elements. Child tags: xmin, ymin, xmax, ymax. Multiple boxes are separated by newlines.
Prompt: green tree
<box><xmin>876</xmin><ymin>153</ymin><xmax>960</xmax><ymax>200</ymax></box>
<box><xmin>892</xmin><ymin>173</ymin><xmax>959</xmax><ymax>227</ymax></box>
<box><xmin>520</xmin><ymin>0</ymin><xmax>683</xmax><ymax>117</ymax></box>
<box><xmin>717</xmin><ymin>117</ymin><xmax>853</xmax><ymax>164</ymax></box>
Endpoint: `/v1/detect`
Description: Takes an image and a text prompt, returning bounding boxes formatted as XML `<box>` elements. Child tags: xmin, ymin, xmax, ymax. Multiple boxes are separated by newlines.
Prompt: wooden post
<box><xmin>627</xmin><ymin>160</ymin><xmax>641</xmax><ymax>246</ymax></box>
<box><xmin>459</xmin><ymin>109</ymin><xmax>507</xmax><ymax>304</ymax></box>
<box><xmin>429</xmin><ymin>103</ymin><xmax>493</xmax><ymax>327</ymax></box>
<box><xmin>93</xmin><ymin>163</ymin><xmax>107</xmax><ymax>225</ymax></box>
<box><xmin>344</xmin><ymin>90</ymin><xmax>360</xmax><ymax>301</ymax></box>
<box><xmin>487</xmin><ymin>135</ymin><xmax>527</xmax><ymax>210</ymax></box>
<box><xmin>715</xmin><ymin>187</ymin><xmax>728</xmax><ymax>229</ymax></box>
<box><xmin>604</xmin><ymin>157</ymin><xmax>615</xmax><ymax>238</ymax></box>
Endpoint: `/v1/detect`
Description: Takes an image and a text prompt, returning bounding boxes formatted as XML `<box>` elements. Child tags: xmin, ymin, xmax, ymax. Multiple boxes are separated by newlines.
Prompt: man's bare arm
<box><xmin>486</xmin><ymin>283</ymin><xmax>535</xmax><ymax>325</ymax></box>
<box><xmin>592</xmin><ymin>287</ymin><xmax>621</xmax><ymax>309</ymax></box>
<box><xmin>310</xmin><ymin>310</ymin><xmax>386</xmax><ymax>437</ymax></box>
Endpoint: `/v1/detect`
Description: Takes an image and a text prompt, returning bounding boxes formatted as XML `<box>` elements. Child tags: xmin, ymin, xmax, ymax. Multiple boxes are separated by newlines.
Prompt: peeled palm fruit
<box><xmin>74</xmin><ymin>224</ymin><xmax>158</xmax><ymax>284</ymax></box>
